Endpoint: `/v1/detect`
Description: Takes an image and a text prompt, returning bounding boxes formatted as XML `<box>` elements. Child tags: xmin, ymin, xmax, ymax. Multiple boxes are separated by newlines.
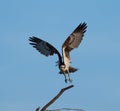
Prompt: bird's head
<box><xmin>60</xmin><ymin>65</ymin><xmax>66</xmax><ymax>71</ymax></box>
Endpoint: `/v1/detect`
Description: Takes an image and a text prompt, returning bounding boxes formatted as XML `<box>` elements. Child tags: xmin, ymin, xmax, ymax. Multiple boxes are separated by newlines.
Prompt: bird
<box><xmin>29</xmin><ymin>22</ymin><xmax>87</xmax><ymax>83</ymax></box>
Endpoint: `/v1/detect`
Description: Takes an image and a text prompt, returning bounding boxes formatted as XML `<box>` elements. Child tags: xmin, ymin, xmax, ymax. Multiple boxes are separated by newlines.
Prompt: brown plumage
<box><xmin>29</xmin><ymin>22</ymin><xmax>87</xmax><ymax>83</ymax></box>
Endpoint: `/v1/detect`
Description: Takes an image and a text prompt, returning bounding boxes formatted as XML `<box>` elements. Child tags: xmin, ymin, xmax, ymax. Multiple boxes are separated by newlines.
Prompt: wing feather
<box><xmin>29</xmin><ymin>36</ymin><xmax>62</xmax><ymax>64</ymax></box>
<box><xmin>62</xmin><ymin>22</ymin><xmax>87</xmax><ymax>66</ymax></box>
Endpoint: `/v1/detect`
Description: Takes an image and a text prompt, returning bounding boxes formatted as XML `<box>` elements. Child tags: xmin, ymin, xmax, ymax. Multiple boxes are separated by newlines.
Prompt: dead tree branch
<box><xmin>47</xmin><ymin>108</ymin><xmax>85</xmax><ymax>111</ymax></box>
<box><xmin>40</xmin><ymin>85</ymin><xmax>74</xmax><ymax>111</ymax></box>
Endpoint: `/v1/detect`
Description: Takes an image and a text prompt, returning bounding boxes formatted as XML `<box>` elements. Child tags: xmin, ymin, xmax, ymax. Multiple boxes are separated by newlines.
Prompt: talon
<box><xmin>65</xmin><ymin>79</ymin><xmax>68</xmax><ymax>83</ymax></box>
<box><xmin>69</xmin><ymin>78</ymin><xmax>73</xmax><ymax>83</ymax></box>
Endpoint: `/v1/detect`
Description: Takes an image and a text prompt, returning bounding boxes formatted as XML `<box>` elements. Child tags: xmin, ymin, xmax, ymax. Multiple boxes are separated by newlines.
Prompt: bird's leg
<box><xmin>67</xmin><ymin>70</ymin><xmax>72</xmax><ymax>83</ymax></box>
<box><xmin>68</xmin><ymin>74</ymin><xmax>72</xmax><ymax>83</ymax></box>
<box><xmin>63</xmin><ymin>73</ymin><xmax>67</xmax><ymax>83</ymax></box>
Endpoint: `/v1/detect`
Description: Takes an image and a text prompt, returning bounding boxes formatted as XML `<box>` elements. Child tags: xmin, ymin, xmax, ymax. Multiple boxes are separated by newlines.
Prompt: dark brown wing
<box><xmin>29</xmin><ymin>36</ymin><xmax>62</xmax><ymax>64</ymax></box>
<box><xmin>62</xmin><ymin>22</ymin><xmax>87</xmax><ymax>66</ymax></box>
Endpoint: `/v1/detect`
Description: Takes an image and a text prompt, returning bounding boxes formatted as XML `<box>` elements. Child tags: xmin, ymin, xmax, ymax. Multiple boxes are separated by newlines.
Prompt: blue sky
<box><xmin>0</xmin><ymin>0</ymin><xmax>120</xmax><ymax>111</ymax></box>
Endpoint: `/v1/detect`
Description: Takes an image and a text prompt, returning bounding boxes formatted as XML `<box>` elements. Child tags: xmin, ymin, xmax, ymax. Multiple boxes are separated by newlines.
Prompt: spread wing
<box><xmin>29</xmin><ymin>36</ymin><xmax>62</xmax><ymax>64</ymax></box>
<box><xmin>62</xmin><ymin>22</ymin><xmax>87</xmax><ymax>66</ymax></box>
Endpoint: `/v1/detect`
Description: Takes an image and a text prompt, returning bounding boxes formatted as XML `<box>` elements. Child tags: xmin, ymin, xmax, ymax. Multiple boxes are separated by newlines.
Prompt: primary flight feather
<box><xmin>29</xmin><ymin>22</ymin><xmax>87</xmax><ymax>83</ymax></box>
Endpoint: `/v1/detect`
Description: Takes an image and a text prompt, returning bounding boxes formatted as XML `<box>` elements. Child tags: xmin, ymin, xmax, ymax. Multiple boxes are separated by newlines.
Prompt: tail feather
<box><xmin>69</xmin><ymin>66</ymin><xmax>78</xmax><ymax>73</ymax></box>
<box><xmin>59</xmin><ymin>66</ymin><xmax>78</xmax><ymax>74</ymax></box>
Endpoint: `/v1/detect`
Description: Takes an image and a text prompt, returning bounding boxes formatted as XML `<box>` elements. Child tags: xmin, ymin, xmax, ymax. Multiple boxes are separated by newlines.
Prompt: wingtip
<box><xmin>81</xmin><ymin>22</ymin><xmax>87</xmax><ymax>27</ymax></box>
<box><xmin>29</xmin><ymin>37</ymin><xmax>32</xmax><ymax>41</ymax></box>
<box><xmin>82</xmin><ymin>22</ymin><xmax>87</xmax><ymax>25</ymax></box>
<box><xmin>29</xmin><ymin>36</ymin><xmax>36</xmax><ymax>41</ymax></box>
<box><xmin>29</xmin><ymin>36</ymin><xmax>35</xmax><ymax>41</ymax></box>
<box><xmin>29</xmin><ymin>36</ymin><xmax>42</xmax><ymax>44</ymax></box>
<box><xmin>77</xmin><ymin>22</ymin><xmax>87</xmax><ymax>33</ymax></box>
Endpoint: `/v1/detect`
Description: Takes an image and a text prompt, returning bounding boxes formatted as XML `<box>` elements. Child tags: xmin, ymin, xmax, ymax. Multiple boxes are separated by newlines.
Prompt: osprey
<box><xmin>29</xmin><ymin>22</ymin><xmax>87</xmax><ymax>83</ymax></box>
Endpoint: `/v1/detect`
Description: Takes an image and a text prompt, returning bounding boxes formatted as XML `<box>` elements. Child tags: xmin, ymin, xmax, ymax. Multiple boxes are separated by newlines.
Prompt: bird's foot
<box><xmin>65</xmin><ymin>79</ymin><xmax>68</xmax><ymax>83</ymax></box>
<box><xmin>68</xmin><ymin>78</ymin><xmax>73</xmax><ymax>83</ymax></box>
<box><xmin>64</xmin><ymin>78</ymin><xmax>73</xmax><ymax>83</ymax></box>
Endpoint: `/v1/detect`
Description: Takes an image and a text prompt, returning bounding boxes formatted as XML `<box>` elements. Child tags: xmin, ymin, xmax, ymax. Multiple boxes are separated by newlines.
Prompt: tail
<box><xmin>59</xmin><ymin>66</ymin><xmax>78</xmax><ymax>74</ymax></box>
<box><xmin>69</xmin><ymin>66</ymin><xmax>78</xmax><ymax>73</ymax></box>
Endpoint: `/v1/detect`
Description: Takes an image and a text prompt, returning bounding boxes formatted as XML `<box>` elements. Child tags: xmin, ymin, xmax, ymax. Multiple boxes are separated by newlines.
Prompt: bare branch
<box><xmin>40</xmin><ymin>85</ymin><xmax>74</xmax><ymax>111</ymax></box>
<box><xmin>47</xmin><ymin>108</ymin><xmax>85</xmax><ymax>111</ymax></box>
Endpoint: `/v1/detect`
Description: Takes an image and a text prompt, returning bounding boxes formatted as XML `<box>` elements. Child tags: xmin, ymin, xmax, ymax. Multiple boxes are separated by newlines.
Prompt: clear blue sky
<box><xmin>0</xmin><ymin>0</ymin><xmax>120</xmax><ymax>111</ymax></box>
